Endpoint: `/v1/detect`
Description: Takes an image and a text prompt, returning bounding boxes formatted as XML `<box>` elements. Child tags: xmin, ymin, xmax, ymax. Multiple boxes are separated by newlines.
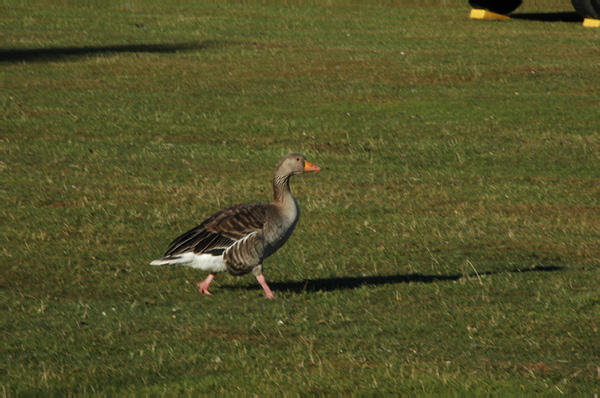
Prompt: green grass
<box><xmin>2</xmin><ymin>0</ymin><xmax>599</xmax><ymax>394</ymax></box>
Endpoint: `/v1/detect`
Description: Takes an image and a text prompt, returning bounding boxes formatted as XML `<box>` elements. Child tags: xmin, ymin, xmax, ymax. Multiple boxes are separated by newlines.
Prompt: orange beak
<box><xmin>304</xmin><ymin>160</ymin><xmax>321</xmax><ymax>172</ymax></box>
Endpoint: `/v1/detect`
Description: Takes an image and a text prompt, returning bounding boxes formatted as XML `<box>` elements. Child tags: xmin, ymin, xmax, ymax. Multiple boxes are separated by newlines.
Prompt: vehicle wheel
<box><xmin>468</xmin><ymin>0</ymin><xmax>522</xmax><ymax>15</ymax></box>
<box><xmin>571</xmin><ymin>0</ymin><xmax>600</xmax><ymax>18</ymax></box>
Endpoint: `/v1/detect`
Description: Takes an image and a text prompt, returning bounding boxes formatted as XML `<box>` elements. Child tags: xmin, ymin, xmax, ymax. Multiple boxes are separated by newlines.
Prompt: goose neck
<box><xmin>273</xmin><ymin>173</ymin><xmax>292</xmax><ymax>203</ymax></box>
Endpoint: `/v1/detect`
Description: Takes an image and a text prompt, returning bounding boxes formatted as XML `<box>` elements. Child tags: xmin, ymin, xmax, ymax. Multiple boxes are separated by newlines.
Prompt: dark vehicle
<box><xmin>469</xmin><ymin>0</ymin><xmax>600</xmax><ymax>18</ymax></box>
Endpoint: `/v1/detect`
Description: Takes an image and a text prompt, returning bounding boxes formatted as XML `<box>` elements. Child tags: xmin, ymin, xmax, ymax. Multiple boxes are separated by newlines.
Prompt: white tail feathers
<box><xmin>150</xmin><ymin>253</ymin><xmax>193</xmax><ymax>266</ymax></box>
<box><xmin>149</xmin><ymin>252</ymin><xmax>227</xmax><ymax>273</ymax></box>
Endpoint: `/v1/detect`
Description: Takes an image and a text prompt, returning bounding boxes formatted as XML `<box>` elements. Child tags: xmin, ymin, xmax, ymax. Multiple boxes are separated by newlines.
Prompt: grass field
<box><xmin>2</xmin><ymin>0</ymin><xmax>599</xmax><ymax>394</ymax></box>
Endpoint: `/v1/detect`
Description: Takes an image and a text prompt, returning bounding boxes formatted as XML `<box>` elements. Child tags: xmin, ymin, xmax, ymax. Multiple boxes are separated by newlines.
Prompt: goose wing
<box><xmin>164</xmin><ymin>203</ymin><xmax>268</xmax><ymax>256</ymax></box>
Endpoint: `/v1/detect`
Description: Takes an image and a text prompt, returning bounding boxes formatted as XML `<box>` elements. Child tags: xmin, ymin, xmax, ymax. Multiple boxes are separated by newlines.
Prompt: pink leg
<box><xmin>197</xmin><ymin>273</ymin><xmax>215</xmax><ymax>295</ymax></box>
<box><xmin>256</xmin><ymin>274</ymin><xmax>275</xmax><ymax>299</ymax></box>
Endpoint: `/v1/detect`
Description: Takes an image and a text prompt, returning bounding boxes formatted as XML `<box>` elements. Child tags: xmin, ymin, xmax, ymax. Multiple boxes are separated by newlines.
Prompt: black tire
<box><xmin>571</xmin><ymin>0</ymin><xmax>600</xmax><ymax>18</ymax></box>
<box><xmin>468</xmin><ymin>0</ymin><xmax>522</xmax><ymax>15</ymax></box>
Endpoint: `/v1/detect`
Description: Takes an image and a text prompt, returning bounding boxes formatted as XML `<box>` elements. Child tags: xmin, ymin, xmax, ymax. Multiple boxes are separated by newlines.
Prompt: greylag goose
<box><xmin>150</xmin><ymin>153</ymin><xmax>321</xmax><ymax>298</ymax></box>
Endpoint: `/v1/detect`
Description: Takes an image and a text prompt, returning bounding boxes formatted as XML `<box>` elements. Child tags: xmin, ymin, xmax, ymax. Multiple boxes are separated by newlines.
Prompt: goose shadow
<box><xmin>223</xmin><ymin>265</ymin><xmax>565</xmax><ymax>294</ymax></box>
<box><xmin>0</xmin><ymin>40</ymin><xmax>222</xmax><ymax>63</ymax></box>
<box><xmin>510</xmin><ymin>12</ymin><xmax>583</xmax><ymax>23</ymax></box>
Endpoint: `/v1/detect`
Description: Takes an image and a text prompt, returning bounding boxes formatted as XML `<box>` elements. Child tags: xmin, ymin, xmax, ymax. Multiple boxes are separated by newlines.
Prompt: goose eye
<box><xmin>296</xmin><ymin>157</ymin><xmax>300</xmax><ymax>162</ymax></box>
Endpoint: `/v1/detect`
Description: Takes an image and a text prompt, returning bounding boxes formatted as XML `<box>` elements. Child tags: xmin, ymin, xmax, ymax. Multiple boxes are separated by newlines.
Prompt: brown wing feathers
<box><xmin>164</xmin><ymin>203</ymin><xmax>268</xmax><ymax>257</ymax></box>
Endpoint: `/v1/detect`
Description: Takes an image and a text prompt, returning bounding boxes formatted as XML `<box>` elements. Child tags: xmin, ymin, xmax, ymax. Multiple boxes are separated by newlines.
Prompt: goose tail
<box><xmin>150</xmin><ymin>253</ymin><xmax>194</xmax><ymax>266</ymax></box>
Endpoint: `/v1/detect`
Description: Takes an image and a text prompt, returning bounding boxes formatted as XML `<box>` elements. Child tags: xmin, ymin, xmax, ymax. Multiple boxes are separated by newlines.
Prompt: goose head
<box><xmin>276</xmin><ymin>153</ymin><xmax>321</xmax><ymax>177</ymax></box>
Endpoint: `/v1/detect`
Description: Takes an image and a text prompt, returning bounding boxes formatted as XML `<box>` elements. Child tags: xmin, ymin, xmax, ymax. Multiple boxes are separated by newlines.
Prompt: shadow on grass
<box><xmin>0</xmin><ymin>41</ymin><xmax>221</xmax><ymax>63</ymax></box>
<box><xmin>511</xmin><ymin>12</ymin><xmax>583</xmax><ymax>22</ymax></box>
<box><xmin>225</xmin><ymin>265</ymin><xmax>565</xmax><ymax>294</ymax></box>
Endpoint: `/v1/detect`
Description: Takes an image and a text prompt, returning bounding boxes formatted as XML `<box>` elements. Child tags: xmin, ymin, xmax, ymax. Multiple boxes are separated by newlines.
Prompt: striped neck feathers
<box><xmin>273</xmin><ymin>172</ymin><xmax>292</xmax><ymax>204</ymax></box>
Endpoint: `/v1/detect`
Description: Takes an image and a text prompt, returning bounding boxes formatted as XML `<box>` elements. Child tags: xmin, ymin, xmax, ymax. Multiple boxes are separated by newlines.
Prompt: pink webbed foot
<box><xmin>197</xmin><ymin>284</ymin><xmax>213</xmax><ymax>295</ymax></box>
<box><xmin>197</xmin><ymin>273</ymin><xmax>215</xmax><ymax>296</ymax></box>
